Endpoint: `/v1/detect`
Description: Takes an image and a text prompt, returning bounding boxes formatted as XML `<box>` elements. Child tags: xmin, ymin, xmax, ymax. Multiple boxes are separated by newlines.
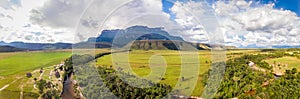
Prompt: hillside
<box><xmin>128</xmin><ymin>40</ymin><xmax>202</xmax><ymax>50</ymax></box>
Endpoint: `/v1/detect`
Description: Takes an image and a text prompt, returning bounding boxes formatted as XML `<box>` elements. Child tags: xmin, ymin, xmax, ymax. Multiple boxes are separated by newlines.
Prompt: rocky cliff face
<box><xmin>127</xmin><ymin>40</ymin><xmax>198</xmax><ymax>50</ymax></box>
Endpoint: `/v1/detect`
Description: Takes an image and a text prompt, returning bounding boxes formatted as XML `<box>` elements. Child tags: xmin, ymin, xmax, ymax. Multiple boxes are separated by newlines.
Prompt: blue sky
<box><xmin>258</xmin><ymin>0</ymin><xmax>300</xmax><ymax>16</ymax></box>
<box><xmin>162</xmin><ymin>0</ymin><xmax>175</xmax><ymax>19</ymax></box>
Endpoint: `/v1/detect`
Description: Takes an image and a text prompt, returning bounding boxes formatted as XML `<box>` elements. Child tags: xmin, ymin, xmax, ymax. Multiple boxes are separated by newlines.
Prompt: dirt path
<box><xmin>251</xmin><ymin>66</ymin><xmax>267</xmax><ymax>72</ymax></box>
<box><xmin>20</xmin><ymin>85</ymin><xmax>23</xmax><ymax>99</ymax></box>
<box><xmin>0</xmin><ymin>85</ymin><xmax>9</xmax><ymax>92</ymax></box>
<box><xmin>0</xmin><ymin>78</ymin><xmax>20</xmax><ymax>92</ymax></box>
<box><xmin>39</xmin><ymin>70</ymin><xmax>45</xmax><ymax>79</ymax></box>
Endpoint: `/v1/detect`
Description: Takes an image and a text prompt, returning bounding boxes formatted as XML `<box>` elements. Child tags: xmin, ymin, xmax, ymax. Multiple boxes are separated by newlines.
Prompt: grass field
<box><xmin>68</xmin><ymin>48</ymin><xmax>111</xmax><ymax>55</ymax></box>
<box><xmin>0</xmin><ymin>51</ymin><xmax>72</xmax><ymax>99</ymax></box>
<box><xmin>96</xmin><ymin>50</ymin><xmax>212</xmax><ymax>96</ymax></box>
<box><xmin>95</xmin><ymin>49</ymin><xmax>264</xmax><ymax>96</ymax></box>
<box><xmin>0</xmin><ymin>52</ymin><xmax>21</xmax><ymax>60</ymax></box>
<box><xmin>0</xmin><ymin>48</ymin><xmax>265</xmax><ymax>98</ymax></box>
<box><xmin>264</xmin><ymin>56</ymin><xmax>300</xmax><ymax>70</ymax></box>
<box><xmin>0</xmin><ymin>51</ymin><xmax>71</xmax><ymax>76</ymax></box>
<box><xmin>226</xmin><ymin>49</ymin><xmax>261</xmax><ymax>60</ymax></box>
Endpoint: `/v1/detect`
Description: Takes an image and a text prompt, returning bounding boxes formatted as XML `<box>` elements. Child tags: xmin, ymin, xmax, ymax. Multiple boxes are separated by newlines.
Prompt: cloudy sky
<box><xmin>0</xmin><ymin>0</ymin><xmax>299</xmax><ymax>48</ymax></box>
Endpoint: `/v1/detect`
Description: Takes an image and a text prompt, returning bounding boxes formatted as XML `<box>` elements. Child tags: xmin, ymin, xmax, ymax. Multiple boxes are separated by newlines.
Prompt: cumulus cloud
<box><xmin>28</xmin><ymin>0</ymin><xmax>180</xmax><ymax>42</ymax></box>
<box><xmin>170</xmin><ymin>0</ymin><xmax>226</xmax><ymax>44</ymax></box>
<box><xmin>30</xmin><ymin>0</ymin><xmax>91</xmax><ymax>28</ymax></box>
<box><xmin>0</xmin><ymin>0</ymin><xmax>21</xmax><ymax>10</ymax></box>
<box><xmin>170</xmin><ymin>1</ymin><xmax>209</xmax><ymax>43</ymax></box>
<box><xmin>1</xmin><ymin>0</ymin><xmax>300</xmax><ymax>48</ymax></box>
<box><xmin>170</xmin><ymin>0</ymin><xmax>300</xmax><ymax>47</ymax></box>
<box><xmin>213</xmin><ymin>0</ymin><xmax>300</xmax><ymax>47</ymax></box>
<box><xmin>0</xmin><ymin>0</ymin><xmax>74</xmax><ymax>43</ymax></box>
<box><xmin>72</xmin><ymin>0</ymin><xmax>185</xmax><ymax>42</ymax></box>
<box><xmin>80</xmin><ymin>17</ymin><xmax>99</xmax><ymax>28</ymax></box>
<box><xmin>3</xmin><ymin>0</ymin><xmax>175</xmax><ymax>43</ymax></box>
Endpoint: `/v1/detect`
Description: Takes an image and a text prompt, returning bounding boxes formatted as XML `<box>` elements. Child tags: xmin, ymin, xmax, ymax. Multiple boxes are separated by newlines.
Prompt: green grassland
<box><xmin>0</xmin><ymin>51</ymin><xmax>71</xmax><ymax>76</ymax></box>
<box><xmin>0</xmin><ymin>52</ymin><xmax>21</xmax><ymax>60</ymax></box>
<box><xmin>0</xmin><ymin>48</ymin><xmax>288</xmax><ymax>98</ymax></box>
<box><xmin>96</xmin><ymin>50</ymin><xmax>211</xmax><ymax>96</ymax></box>
<box><xmin>0</xmin><ymin>51</ymin><xmax>72</xmax><ymax>99</ymax></box>
<box><xmin>264</xmin><ymin>56</ymin><xmax>300</xmax><ymax>70</ymax></box>
<box><xmin>70</xmin><ymin>48</ymin><xmax>111</xmax><ymax>55</ymax></box>
<box><xmin>226</xmin><ymin>49</ymin><xmax>261</xmax><ymax>59</ymax></box>
<box><xmin>96</xmin><ymin>49</ymin><xmax>261</xmax><ymax>96</ymax></box>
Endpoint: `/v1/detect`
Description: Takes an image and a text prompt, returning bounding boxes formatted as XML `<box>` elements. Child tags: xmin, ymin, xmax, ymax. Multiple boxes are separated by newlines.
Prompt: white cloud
<box><xmin>0</xmin><ymin>0</ymin><xmax>21</xmax><ymax>10</ymax></box>
<box><xmin>1</xmin><ymin>0</ymin><xmax>300</xmax><ymax>48</ymax></box>
<box><xmin>170</xmin><ymin>1</ymin><xmax>211</xmax><ymax>43</ymax></box>
<box><xmin>0</xmin><ymin>0</ymin><xmax>74</xmax><ymax>43</ymax></box>
<box><xmin>213</xmin><ymin>0</ymin><xmax>300</xmax><ymax>47</ymax></box>
<box><xmin>26</xmin><ymin>0</ymin><xmax>214</xmax><ymax>43</ymax></box>
<box><xmin>29</xmin><ymin>0</ymin><xmax>91</xmax><ymax>28</ymax></box>
<box><xmin>170</xmin><ymin>0</ymin><xmax>300</xmax><ymax>47</ymax></box>
<box><xmin>28</xmin><ymin>0</ymin><xmax>182</xmax><ymax>42</ymax></box>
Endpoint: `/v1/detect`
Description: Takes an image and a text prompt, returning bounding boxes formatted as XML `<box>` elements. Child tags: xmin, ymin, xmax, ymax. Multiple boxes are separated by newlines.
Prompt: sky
<box><xmin>0</xmin><ymin>0</ymin><xmax>300</xmax><ymax>48</ymax></box>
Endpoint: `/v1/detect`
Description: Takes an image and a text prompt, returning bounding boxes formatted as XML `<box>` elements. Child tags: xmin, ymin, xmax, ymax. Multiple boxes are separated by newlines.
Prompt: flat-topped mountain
<box><xmin>87</xmin><ymin>26</ymin><xmax>184</xmax><ymax>47</ymax></box>
<box><xmin>85</xmin><ymin>26</ymin><xmax>235</xmax><ymax>50</ymax></box>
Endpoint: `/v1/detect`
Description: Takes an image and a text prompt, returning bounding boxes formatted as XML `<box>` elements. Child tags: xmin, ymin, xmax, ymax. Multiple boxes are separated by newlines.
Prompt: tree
<box><xmin>26</xmin><ymin>72</ymin><xmax>32</xmax><ymax>78</ymax></box>
<box><xmin>292</xmin><ymin>68</ymin><xmax>297</xmax><ymax>74</ymax></box>
<box><xmin>37</xmin><ymin>79</ymin><xmax>47</xmax><ymax>94</ymax></box>
<box><xmin>55</xmin><ymin>71</ymin><xmax>60</xmax><ymax>78</ymax></box>
<box><xmin>33</xmin><ymin>78</ymin><xmax>37</xmax><ymax>82</ymax></box>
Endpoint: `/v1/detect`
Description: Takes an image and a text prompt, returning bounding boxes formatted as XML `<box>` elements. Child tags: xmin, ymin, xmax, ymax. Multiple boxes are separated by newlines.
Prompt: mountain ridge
<box><xmin>0</xmin><ymin>45</ymin><xmax>27</xmax><ymax>52</ymax></box>
<box><xmin>0</xmin><ymin>26</ymin><xmax>239</xmax><ymax>50</ymax></box>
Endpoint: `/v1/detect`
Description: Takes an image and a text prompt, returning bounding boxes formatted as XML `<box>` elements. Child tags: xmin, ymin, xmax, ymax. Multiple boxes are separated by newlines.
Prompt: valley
<box><xmin>0</xmin><ymin>26</ymin><xmax>299</xmax><ymax>98</ymax></box>
<box><xmin>0</xmin><ymin>48</ymin><xmax>299</xmax><ymax>98</ymax></box>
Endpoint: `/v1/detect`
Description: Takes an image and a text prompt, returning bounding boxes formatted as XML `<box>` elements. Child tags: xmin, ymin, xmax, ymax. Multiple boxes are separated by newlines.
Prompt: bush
<box><xmin>26</xmin><ymin>73</ymin><xmax>32</xmax><ymax>78</ymax></box>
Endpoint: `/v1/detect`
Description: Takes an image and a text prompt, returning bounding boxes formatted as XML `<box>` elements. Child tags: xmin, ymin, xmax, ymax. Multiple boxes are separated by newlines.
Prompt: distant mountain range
<box><xmin>272</xmin><ymin>45</ymin><xmax>300</xmax><ymax>48</ymax></box>
<box><xmin>0</xmin><ymin>45</ymin><xmax>27</xmax><ymax>52</ymax></box>
<box><xmin>0</xmin><ymin>41</ymin><xmax>72</xmax><ymax>50</ymax></box>
<box><xmin>0</xmin><ymin>26</ymin><xmax>240</xmax><ymax>52</ymax></box>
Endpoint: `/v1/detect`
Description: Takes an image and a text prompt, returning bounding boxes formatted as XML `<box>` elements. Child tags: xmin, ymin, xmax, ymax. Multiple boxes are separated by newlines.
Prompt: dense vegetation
<box><xmin>203</xmin><ymin>52</ymin><xmax>300</xmax><ymax>98</ymax></box>
<box><xmin>36</xmin><ymin>79</ymin><xmax>60</xmax><ymax>99</ymax></box>
<box><xmin>64</xmin><ymin>53</ymin><xmax>173</xmax><ymax>98</ymax></box>
<box><xmin>98</xmin><ymin>66</ymin><xmax>173</xmax><ymax>98</ymax></box>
